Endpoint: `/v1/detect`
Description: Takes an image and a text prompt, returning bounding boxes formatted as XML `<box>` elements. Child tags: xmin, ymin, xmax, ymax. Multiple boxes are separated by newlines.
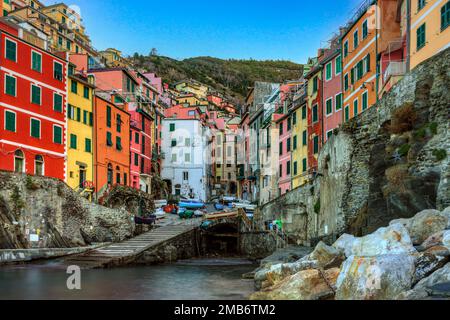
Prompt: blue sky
<box><xmin>43</xmin><ymin>0</ymin><xmax>362</xmax><ymax>64</ymax></box>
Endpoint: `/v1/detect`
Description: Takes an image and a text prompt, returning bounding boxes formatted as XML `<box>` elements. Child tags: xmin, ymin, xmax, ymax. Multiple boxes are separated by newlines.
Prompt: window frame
<box><xmin>325</xmin><ymin>97</ymin><xmax>333</xmax><ymax>116</ymax></box>
<box><xmin>53</xmin><ymin>125</ymin><xmax>63</xmax><ymax>144</ymax></box>
<box><xmin>312</xmin><ymin>104</ymin><xmax>319</xmax><ymax>123</ymax></box>
<box><xmin>53</xmin><ymin>61</ymin><xmax>64</xmax><ymax>81</ymax></box>
<box><xmin>30</xmin><ymin>84</ymin><xmax>42</xmax><ymax>105</ymax></box>
<box><xmin>4</xmin><ymin>110</ymin><xmax>16</xmax><ymax>132</ymax></box>
<box><xmin>53</xmin><ymin>93</ymin><xmax>63</xmax><ymax>112</ymax></box>
<box><xmin>325</xmin><ymin>62</ymin><xmax>332</xmax><ymax>81</ymax></box>
<box><xmin>31</xmin><ymin>50</ymin><xmax>42</xmax><ymax>73</ymax></box>
<box><xmin>4</xmin><ymin>73</ymin><xmax>17</xmax><ymax>97</ymax></box>
<box><xmin>30</xmin><ymin>118</ymin><xmax>41</xmax><ymax>139</ymax></box>
<box><xmin>5</xmin><ymin>38</ymin><xmax>17</xmax><ymax>62</ymax></box>
<box><xmin>335</xmin><ymin>55</ymin><xmax>342</xmax><ymax>75</ymax></box>
<box><xmin>353</xmin><ymin>29</ymin><xmax>359</xmax><ymax>49</ymax></box>
<box><xmin>417</xmin><ymin>23</ymin><xmax>426</xmax><ymax>51</ymax></box>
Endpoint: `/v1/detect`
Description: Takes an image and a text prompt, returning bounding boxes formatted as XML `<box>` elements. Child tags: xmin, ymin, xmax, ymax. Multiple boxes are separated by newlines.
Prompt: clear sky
<box><xmin>42</xmin><ymin>0</ymin><xmax>363</xmax><ymax>64</ymax></box>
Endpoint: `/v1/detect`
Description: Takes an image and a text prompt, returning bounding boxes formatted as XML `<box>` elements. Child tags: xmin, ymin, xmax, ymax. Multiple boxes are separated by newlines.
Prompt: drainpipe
<box><xmin>406</xmin><ymin>0</ymin><xmax>411</xmax><ymax>72</ymax></box>
<box><xmin>375</xmin><ymin>0</ymin><xmax>380</xmax><ymax>103</ymax></box>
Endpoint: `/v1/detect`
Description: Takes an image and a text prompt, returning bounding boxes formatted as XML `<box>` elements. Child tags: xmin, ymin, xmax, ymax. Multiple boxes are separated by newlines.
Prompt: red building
<box><xmin>0</xmin><ymin>19</ymin><xmax>67</xmax><ymax>180</ymax></box>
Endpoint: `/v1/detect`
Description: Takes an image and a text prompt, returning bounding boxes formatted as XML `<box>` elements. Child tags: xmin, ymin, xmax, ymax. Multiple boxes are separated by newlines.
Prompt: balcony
<box><xmin>383</xmin><ymin>61</ymin><xmax>406</xmax><ymax>83</ymax></box>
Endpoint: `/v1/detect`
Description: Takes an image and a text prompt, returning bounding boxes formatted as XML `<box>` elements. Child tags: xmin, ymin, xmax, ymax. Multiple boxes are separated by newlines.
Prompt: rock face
<box><xmin>336</xmin><ymin>254</ymin><xmax>416</xmax><ymax>300</ymax></box>
<box><xmin>333</xmin><ymin>224</ymin><xmax>416</xmax><ymax>258</ymax></box>
<box><xmin>0</xmin><ymin>172</ymin><xmax>134</xmax><ymax>249</ymax></box>
<box><xmin>391</xmin><ymin>209</ymin><xmax>449</xmax><ymax>245</ymax></box>
<box><xmin>308</xmin><ymin>241</ymin><xmax>344</xmax><ymax>269</ymax></box>
<box><xmin>251</xmin><ymin>268</ymin><xmax>340</xmax><ymax>300</ymax></box>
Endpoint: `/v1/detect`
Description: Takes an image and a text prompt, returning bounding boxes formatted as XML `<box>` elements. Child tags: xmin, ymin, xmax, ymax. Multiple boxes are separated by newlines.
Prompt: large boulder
<box><xmin>335</xmin><ymin>254</ymin><xmax>415</xmax><ymax>300</ymax></box>
<box><xmin>390</xmin><ymin>209</ymin><xmax>449</xmax><ymax>245</ymax></box>
<box><xmin>254</xmin><ymin>259</ymin><xmax>317</xmax><ymax>288</ymax></box>
<box><xmin>443</xmin><ymin>231</ymin><xmax>450</xmax><ymax>251</ymax></box>
<box><xmin>333</xmin><ymin>224</ymin><xmax>416</xmax><ymax>258</ymax></box>
<box><xmin>250</xmin><ymin>268</ymin><xmax>340</xmax><ymax>300</ymax></box>
<box><xmin>413</xmin><ymin>252</ymin><xmax>449</xmax><ymax>284</ymax></box>
<box><xmin>309</xmin><ymin>241</ymin><xmax>345</xmax><ymax>269</ymax></box>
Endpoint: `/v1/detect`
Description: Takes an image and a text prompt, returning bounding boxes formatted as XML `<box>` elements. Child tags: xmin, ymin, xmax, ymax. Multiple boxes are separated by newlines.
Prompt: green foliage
<box><xmin>10</xmin><ymin>186</ymin><xmax>25</xmax><ymax>213</ymax></box>
<box><xmin>429</xmin><ymin>122</ymin><xmax>438</xmax><ymax>135</ymax></box>
<box><xmin>432</xmin><ymin>149</ymin><xmax>447</xmax><ymax>161</ymax></box>
<box><xmin>398</xmin><ymin>144</ymin><xmax>411</xmax><ymax>157</ymax></box>
<box><xmin>128</xmin><ymin>55</ymin><xmax>304</xmax><ymax>102</ymax></box>
<box><xmin>314</xmin><ymin>199</ymin><xmax>321</xmax><ymax>214</ymax></box>
<box><xmin>25</xmin><ymin>176</ymin><xmax>39</xmax><ymax>190</ymax></box>
<box><xmin>414</xmin><ymin>122</ymin><xmax>438</xmax><ymax>140</ymax></box>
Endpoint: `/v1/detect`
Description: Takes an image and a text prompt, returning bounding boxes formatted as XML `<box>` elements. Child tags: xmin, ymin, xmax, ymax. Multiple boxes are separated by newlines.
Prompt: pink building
<box><xmin>321</xmin><ymin>39</ymin><xmax>343</xmax><ymax>142</ymax></box>
<box><xmin>275</xmin><ymin>113</ymin><xmax>292</xmax><ymax>196</ymax></box>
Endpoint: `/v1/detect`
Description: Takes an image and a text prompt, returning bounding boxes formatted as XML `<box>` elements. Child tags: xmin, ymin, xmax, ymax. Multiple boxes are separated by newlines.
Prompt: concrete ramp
<box><xmin>64</xmin><ymin>225</ymin><xmax>198</xmax><ymax>269</ymax></box>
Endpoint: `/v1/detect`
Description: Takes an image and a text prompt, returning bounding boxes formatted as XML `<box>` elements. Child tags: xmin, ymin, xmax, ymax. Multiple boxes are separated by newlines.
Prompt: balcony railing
<box><xmin>384</xmin><ymin>61</ymin><xmax>406</xmax><ymax>83</ymax></box>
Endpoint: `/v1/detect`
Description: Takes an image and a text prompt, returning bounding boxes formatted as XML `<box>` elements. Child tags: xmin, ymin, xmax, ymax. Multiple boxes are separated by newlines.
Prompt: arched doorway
<box><xmin>116</xmin><ymin>166</ymin><xmax>121</xmax><ymax>185</ymax></box>
<box><xmin>14</xmin><ymin>150</ymin><xmax>25</xmax><ymax>173</ymax></box>
<box><xmin>34</xmin><ymin>155</ymin><xmax>44</xmax><ymax>176</ymax></box>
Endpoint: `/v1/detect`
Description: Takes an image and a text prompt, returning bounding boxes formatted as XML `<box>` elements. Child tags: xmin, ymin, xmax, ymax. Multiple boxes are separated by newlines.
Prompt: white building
<box><xmin>161</xmin><ymin>117</ymin><xmax>211</xmax><ymax>202</ymax></box>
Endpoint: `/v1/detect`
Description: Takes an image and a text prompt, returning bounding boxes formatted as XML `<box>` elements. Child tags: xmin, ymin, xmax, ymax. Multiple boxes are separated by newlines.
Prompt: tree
<box><xmin>150</xmin><ymin>48</ymin><xmax>158</xmax><ymax>56</ymax></box>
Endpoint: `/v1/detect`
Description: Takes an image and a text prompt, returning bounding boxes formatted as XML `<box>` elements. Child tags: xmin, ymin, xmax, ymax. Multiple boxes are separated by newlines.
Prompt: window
<box><xmin>343</xmin><ymin>40</ymin><xmax>348</xmax><ymax>58</ymax></box>
<box><xmin>293</xmin><ymin>135</ymin><xmax>298</xmax><ymax>150</ymax></box>
<box><xmin>5</xmin><ymin>39</ymin><xmax>16</xmax><ymax>62</ymax></box>
<box><xmin>89</xmin><ymin>112</ymin><xmax>93</xmax><ymax>126</ymax></box>
<box><xmin>116</xmin><ymin>114</ymin><xmax>122</xmax><ymax>132</ymax></box>
<box><xmin>185</xmin><ymin>138</ymin><xmax>191</xmax><ymax>146</ymax></box>
<box><xmin>302</xmin><ymin>158</ymin><xmax>307</xmax><ymax>173</ymax></box>
<box><xmin>66</xmin><ymin>41</ymin><xmax>71</xmax><ymax>51</ymax></box>
<box><xmin>30</xmin><ymin>118</ymin><xmax>40</xmax><ymax>138</ymax></box>
<box><xmin>71</xmin><ymin>80</ymin><xmax>78</xmax><ymax>94</ymax></box>
<box><xmin>183</xmin><ymin>172</ymin><xmax>189</xmax><ymax>181</ymax></box>
<box><xmin>418</xmin><ymin>0</ymin><xmax>426</xmax><ymax>11</ymax></box>
<box><xmin>353</xmin><ymin>29</ymin><xmax>359</xmax><ymax>49</ymax></box>
<box><xmin>350</xmin><ymin>68</ymin><xmax>355</xmax><ymax>84</ymax></box>
<box><xmin>185</xmin><ymin>153</ymin><xmax>191</xmax><ymax>162</ymax></box>
<box><xmin>70</xmin><ymin>134</ymin><xmax>77</xmax><ymax>149</ymax></box>
<box><xmin>344</xmin><ymin>74</ymin><xmax>349</xmax><ymax>91</ymax></box>
<box><xmin>362</xmin><ymin>91</ymin><xmax>369</xmax><ymax>110</ymax></box>
<box><xmin>442</xmin><ymin>1</ymin><xmax>450</xmax><ymax>31</ymax></box>
<box><xmin>326</xmin><ymin>98</ymin><xmax>333</xmax><ymax>116</ymax></box>
<box><xmin>227</xmin><ymin>146</ymin><xmax>232</xmax><ymax>157</ymax></box>
<box><xmin>293</xmin><ymin>161</ymin><xmax>298</xmax><ymax>175</ymax></box>
<box><xmin>362</xmin><ymin>20</ymin><xmax>368</xmax><ymax>39</ymax></box>
<box><xmin>76</xmin><ymin>107</ymin><xmax>81</xmax><ymax>122</ymax></box>
<box><xmin>312</xmin><ymin>77</ymin><xmax>318</xmax><ymax>93</ymax></box>
<box><xmin>335</xmin><ymin>55</ymin><xmax>342</xmax><ymax>75</ymax></box>
<box><xmin>31</xmin><ymin>85</ymin><xmax>41</xmax><ymax>105</ymax></box>
<box><xmin>107</xmin><ymin>164</ymin><xmax>113</xmax><ymax>185</ymax></box>
<box><xmin>5</xmin><ymin>110</ymin><xmax>16</xmax><ymax>132</ymax></box>
<box><xmin>83</xmin><ymin>110</ymin><xmax>88</xmax><ymax>124</ymax></box>
<box><xmin>287</xmin><ymin>117</ymin><xmax>292</xmax><ymax>131</ymax></box>
<box><xmin>279</xmin><ymin>141</ymin><xmax>283</xmax><ymax>155</ymax></box>
<box><xmin>417</xmin><ymin>23</ymin><xmax>426</xmax><ymax>51</ymax></box>
<box><xmin>188</xmin><ymin>110</ymin><xmax>195</xmax><ymax>116</ymax></box>
<box><xmin>336</xmin><ymin>93</ymin><xmax>343</xmax><ymax>111</ymax></box>
<box><xmin>116</xmin><ymin>171</ymin><xmax>121</xmax><ymax>185</ymax></box>
<box><xmin>67</xmin><ymin>105</ymin><xmax>74</xmax><ymax>119</ymax></box>
<box><xmin>345</xmin><ymin>105</ymin><xmax>350</xmax><ymax>121</ymax></box>
<box><xmin>169</xmin><ymin>123</ymin><xmax>175</xmax><ymax>132</ymax></box>
<box><xmin>116</xmin><ymin>137</ymin><xmax>123</xmax><ymax>151</ymax></box>
<box><xmin>54</xmin><ymin>62</ymin><xmax>63</xmax><ymax>81</ymax></box>
<box><xmin>5</xmin><ymin>74</ymin><xmax>16</xmax><ymax>96</ymax></box>
<box><xmin>279</xmin><ymin>164</ymin><xmax>283</xmax><ymax>177</ymax></box>
<box><xmin>313</xmin><ymin>136</ymin><xmax>319</xmax><ymax>154</ymax></box>
<box><xmin>85</xmin><ymin>138</ymin><xmax>92</xmax><ymax>153</ymax></box>
<box><xmin>134</xmin><ymin>153</ymin><xmax>139</xmax><ymax>166</ymax></box>
<box><xmin>292</xmin><ymin>111</ymin><xmax>297</xmax><ymax>125</ymax></box>
<box><xmin>287</xmin><ymin>138</ymin><xmax>291</xmax><ymax>152</ymax></box>
<box><xmin>171</xmin><ymin>139</ymin><xmax>177</xmax><ymax>147</ymax></box>
<box><xmin>54</xmin><ymin>93</ymin><xmax>63</xmax><ymax>112</ymax></box>
<box><xmin>106</xmin><ymin>132</ymin><xmax>113</xmax><ymax>146</ymax></box>
<box><xmin>83</xmin><ymin>86</ymin><xmax>90</xmax><ymax>99</ymax></box>
<box><xmin>68</xmin><ymin>65</ymin><xmax>74</xmax><ymax>76</ymax></box>
<box><xmin>171</xmin><ymin>153</ymin><xmax>177</xmax><ymax>163</ymax></box>
<box><xmin>303</xmin><ymin>130</ymin><xmax>307</xmax><ymax>146</ymax></box>
<box><xmin>134</xmin><ymin>132</ymin><xmax>139</xmax><ymax>143</ymax></box>
<box><xmin>53</xmin><ymin>125</ymin><xmax>62</xmax><ymax>144</ymax></box>
<box><xmin>353</xmin><ymin>99</ymin><xmax>359</xmax><ymax>117</ymax></box>
<box><xmin>286</xmin><ymin>161</ymin><xmax>291</xmax><ymax>175</ymax></box>
<box><xmin>302</xmin><ymin>105</ymin><xmax>307</xmax><ymax>119</ymax></box>
<box><xmin>356</xmin><ymin>60</ymin><xmax>364</xmax><ymax>80</ymax></box>
<box><xmin>14</xmin><ymin>150</ymin><xmax>24</xmax><ymax>173</ymax></box>
<box><xmin>31</xmin><ymin>51</ymin><xmax>42</xmax><ymax>72</ymax></box>
<box><xmin>325</xmin><ymin>62</ymin><xmax>332</xmax><ymax>81</ymax></box>
<box><xmin>34</xmin><ymin>155</ymin><xmax>44</xmax><ymax>176</ymax></box>
<box><xmin>312</xmin><ymin>104</ymin><xmax>318</xmax><ymax>123</ymax></box>
<box><xmin>106</xmin><ymin>106</ymin><xmax>112</xmax><ymax>127</ymax></box>
<box><xmin>279</xmin><ymin>122</ymin><xmax>283</xmax><ymax>136</ymax></box>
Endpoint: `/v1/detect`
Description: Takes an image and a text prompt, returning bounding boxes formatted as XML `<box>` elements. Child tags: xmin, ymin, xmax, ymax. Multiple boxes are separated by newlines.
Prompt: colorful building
<box><xmin>409</xmin><ymin>0</ymin><xmax>450</xmax><ymax>69</ymax></box>
<box><xmin>93</xmin><ymin>93</ymin><xmax>130</xmax><ymax>197</ymax></box>
<box><xmin>276</xmin><ymin>112</ymin><xmax>292</xmax><ymax>196</ymax></box>
<box><xmin>66</xmin><ymin>62</ymin><xmax>95</xmax><ymax>195</ymax></box>
<box><xmin>0</xmin><ymin>18</ymin><xmax>67</xmax><ymax>179</ymax></box>
<box><xmin>99</xmin><ymin>48</ymin><xmax>130</xmax><ymax>68</ymax></box>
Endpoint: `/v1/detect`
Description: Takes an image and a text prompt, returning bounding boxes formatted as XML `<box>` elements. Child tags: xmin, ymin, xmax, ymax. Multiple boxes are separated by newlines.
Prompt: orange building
<box><xmin>94</xmin><ymin>93</ymin><xmax>130</xmax><ymax>197</ymax></box>
<box><xmin>342</xmin><ymin>0</ymin><xmax>401</xmax><ymax>121</ymax></box>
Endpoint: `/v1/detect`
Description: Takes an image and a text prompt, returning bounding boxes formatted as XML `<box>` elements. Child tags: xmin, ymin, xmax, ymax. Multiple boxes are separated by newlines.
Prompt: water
<box><xmin>0</xmin><ymin>259</ymin><xmax>257</xmax><ymax>300</ymax></box>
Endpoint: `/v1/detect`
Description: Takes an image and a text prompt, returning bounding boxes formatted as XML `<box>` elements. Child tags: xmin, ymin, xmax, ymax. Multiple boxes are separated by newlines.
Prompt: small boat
<box><xmin>134</xmin><ymin>215</ymin><xmax>156</xmax><ymax>225</ymax></box>
<box><xmin>179</xmin><ymin>199</ymin><xmax>206</xmax><ymax>209</ymax></box>
<box><xmin>214</xmin><ymin>203</ymin><xmax>225</xmax><ymax>211</ymax></box>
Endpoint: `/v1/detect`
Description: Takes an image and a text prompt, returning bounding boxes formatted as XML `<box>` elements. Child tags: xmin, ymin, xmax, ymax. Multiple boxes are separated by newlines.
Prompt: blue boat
<box><xmin>179</xmin><ymin>199</ymin><xmax>205</xmax><ymax>210</ymax></box>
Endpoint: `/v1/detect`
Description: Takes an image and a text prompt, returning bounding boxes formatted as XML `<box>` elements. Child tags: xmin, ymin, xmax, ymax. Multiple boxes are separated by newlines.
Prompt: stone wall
<box><xmin>258</xmin><ymin>48</ymin><xmax>450</xmax><ymax>246</ymax></box>
<box><xmin>0</xmin><ymin>172</ymin><xmax>135</xmax><ymax>249</ymax></box>
<box><xmin>239</xmin><ymin>231</ymin><xmax>277</xmax><ymax>259</ymax></box>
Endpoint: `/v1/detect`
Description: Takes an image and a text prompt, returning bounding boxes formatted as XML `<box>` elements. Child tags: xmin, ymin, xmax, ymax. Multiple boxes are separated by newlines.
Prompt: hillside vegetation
<box><xmin>129</xmin><ymin>54</ymin><xmax>304</xmax><ymax>103</ymax></box>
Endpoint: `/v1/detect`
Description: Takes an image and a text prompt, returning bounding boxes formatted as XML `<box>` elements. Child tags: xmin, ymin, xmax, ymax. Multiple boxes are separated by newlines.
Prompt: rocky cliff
<box><xmin>0</xmin><ymin>172</ymin><xmax>135</xmax><ymax>249</ymax></box>
<box><xmin>257</xmin><ymin>48</ymin><xmax>449</xmax><ymax>246</ymax></box>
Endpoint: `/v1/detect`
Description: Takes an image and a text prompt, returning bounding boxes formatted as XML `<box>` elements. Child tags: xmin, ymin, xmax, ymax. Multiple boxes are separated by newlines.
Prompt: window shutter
<box><xmin>54</xmin><ymin>126</ymin><xmax>62</xmax><ymax>144</ymax></box>
<box><xmin>5</xmin><ymin>111</ymin><xmax>16</xmax><ymax>132</ymax></box>
<box><xmin>31</xmin><ymin>119</ymin><xmax>40</xmax><ymax>138</ymax></box>
<box><xmin>106</xmin><ymin>106</ymin><xmax>112</xmax><ymax>127</ymax></box>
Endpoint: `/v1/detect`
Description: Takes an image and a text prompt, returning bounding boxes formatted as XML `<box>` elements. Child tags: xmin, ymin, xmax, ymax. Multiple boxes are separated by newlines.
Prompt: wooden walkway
<box><xmin>64</xmin><ymin>224</ymin><xmax>198</xmax><ymax>269</ymax></box>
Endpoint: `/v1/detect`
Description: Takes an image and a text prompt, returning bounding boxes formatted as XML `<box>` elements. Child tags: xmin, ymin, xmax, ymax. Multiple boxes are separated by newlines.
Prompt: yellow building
<box><xmin>410</xmin><ymin>0</ymin><xmax>450</xmax><ymax>69</ymax></box>
<box><xmin>291</xmin><ymin>90</ymin><xmax>309</xmax><ymax>189</ymax></box>
<box><xmin>66</xmin><ymin>65</ymin><xmax>95</xmax><ymax>198</ymax></box>
<box><xmin>176</xmin><ymin>94</ymin><xmax>207</xmax><ymax>106</ymax></box>
<box><xmin>175</xmin><ymin>80</ymin><xmax>209</xmax><ymax>99</ymax></box>
<box><xmin>2</xmin><ymin>0</ymin><xmax>11</xmax><ymax>16</ymax></box>
<box><xmin>99</xmin><ymin>48</ymin><xmax>130</xmax><ymax>68</ymax></box>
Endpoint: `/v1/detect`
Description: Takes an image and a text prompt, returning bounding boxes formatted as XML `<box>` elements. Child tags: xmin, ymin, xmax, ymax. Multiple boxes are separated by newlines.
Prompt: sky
<box><xmin>42</xmin><ymin>0</ymin><xmax>363</xmax><ymax>64</ymax></box>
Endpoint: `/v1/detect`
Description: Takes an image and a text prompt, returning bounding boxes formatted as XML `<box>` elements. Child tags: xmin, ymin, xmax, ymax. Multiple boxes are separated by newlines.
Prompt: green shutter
<box><xmin>442</xmin><ymin>2</ymin><xmax>450</xmax><ymax>31</ymax></box>
<box><xmin>53</xmin><ymin>126</ymin><xmax>62</xmax><ymax>144</ymax></box>
<box><xmin>31</xmin><ymin>85</ymin><xmax>41</xmax><ymax>104</ymax></box>
<box><xmin>5</xmin><ymin>111</ymin><xmax>16</xmax><ymax>132</ymax></box>
<box><xmin>89</xmin><ymin>112</ymin><xmax>93</xmax><ymax>126</ymax></box>
<box><xmin>32</xmin><ymin>52</ymin><xmax>42</xmax><ymax>72</ymax></box>
<box><xmin>83</xmin><ymin>86</ymin><xmax>89</xmax><ymax>99</ymax></box>
<box><xmin>314</xmin><ymin>136</ymin><xmax>319</xmax><ymax>154</ymax></box>
<box><xmin>293</xmin><ymin>162</ymin><xmax>298</xmax><ymax>175</ymax></box>
<box><xmin>54</xmin><ymin>93</ymin><xmax>62</xmax><ymax>112</ymax></box>
<box><xmin>30</xmin><ymin>119</ymin><xmax>40</xmax><ymax>138</ymax></box>
<box><xmin>5</xmin><ymin>75</ymin><xmax>16</xmax><ymax>96</ymax></box>
<box><xmin>116</xmin><ymin>137</ymin><xmax>122</xmax><ymax>151</ymax></box>
<box><xmin>336</xmin><ymin>55</ymin><xmax>342</xmax><ymax>74</ymax></box>
<box><xmin>303</xmin><ymin>158</ymin><xmax>307</xmax><ymax>173</ymax></box>
<box><xmin>71</xmin><ymin>80</ymin><xmax>78</xmax><ymax>94</ymax></box>
<box><xmin>116</xmin><ymin>114</ymin><xmax>122</xmax><ymax>132</ymax></box>
<box><xmin>70</xmin><ymin>134</ymin><xmax>77</xmax><ymax>149</ymax></box>
<box><xmin>106</xmin><ymin>106</ymin><xmax>112</xmax><ymax>127</ymax></box>
<box><xmin>54</xmin><ymin>62</ymin><xmax>63</xmax><ymax>80</ymax></box>
<box><xmin>303</xmin><ymin>130</ymin><xmax>307</xmax><ymax>146</ymax></box>
<box><xmin>293</xmin><ymin>135</ymin><xmax>297</xmax><ymax>150</ymax></box>
<box><xmin>350</xmin><ymin>68</ymin><xmax>355</xmax><ymax>84</ymax></box>
<box><xmin>417</xmin><ymin>23</ymin><xmax>426</xmax><ymax>50</ymax></box>
<box><xmin>85</xmin><ymin>138</ymin><xmax>92</xmax><ymax>153</ymax></box>
<box><xmin>362</xmin><ymin>93</ymin><xmax>368</xmax><ymax>110</ymax></box>
<box><xmin>326</xmin><ymin>99</ymin><xmax>332</xmax><ymax>115</ymax></box>
<box><xmin>106</xmin><ymin>132</ymin><xmax>113</xmax><ymax>146</ymax></box>
<box><xmin>326</xmin><ymin>63</ymin><xmax>332</xmax><ymax>80</ymax></box>
<box><xmin>76</xmin><ymin>108</ymin><xmax>81</xmax><ymax>122</ymax></box>
<box><xmin>354</xmin><ymin>99</ymin><xmax>359</xmax><ymax>116</ymax></box>
<box><xmin>5</xmin><ymin>39</ymin><xmax>16</xmax><ymax>61</ymax></box>
<box><xmin>312</xmin><ymin>105</ymin><xmax>318</xmax><ymax>122</ymax></box>
<box><xmin>170</xmin><ymin>123</ymin><xmax>175</xmax><ymax>132</ymax></box>
<box><xmin>302</xmin><ymin>106</ymin><xmax>307</xmax><ymax>119</ymax></box>
<box><xmin>345</xmin><ymin>106</ymin><xmax>349</xmax><ymax>121</ymax></box>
